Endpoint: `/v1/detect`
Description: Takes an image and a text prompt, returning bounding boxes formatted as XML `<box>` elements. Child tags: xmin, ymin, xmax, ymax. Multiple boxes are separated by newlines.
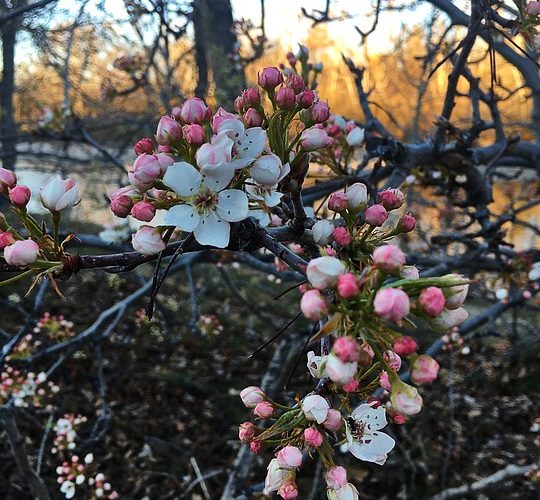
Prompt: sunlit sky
<box><xmin>49</xmin><ymin>0</ymin><xmax>434</xmax><ymax>55</ymax></box>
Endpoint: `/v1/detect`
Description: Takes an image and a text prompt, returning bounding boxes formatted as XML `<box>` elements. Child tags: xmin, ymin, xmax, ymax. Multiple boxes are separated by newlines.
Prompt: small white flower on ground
<box><xmin>344</xmin><ymin>403</ymin><xmax>395</xmax><ymax>465</ymax></box>
<box><xmin>163</xmin><ymin>162</ymin><xmax>249</xmax><ymax>248</ymax></box>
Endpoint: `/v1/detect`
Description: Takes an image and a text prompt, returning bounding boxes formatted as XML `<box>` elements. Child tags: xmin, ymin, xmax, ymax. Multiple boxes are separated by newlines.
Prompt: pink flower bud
<box><xmin>171</xmin><ymin>106</ymin><xmax>182</xmax><ymax>120</ymax></box>
<box><xmin>278</xmin><ymin>480</ymin><xmax>298</xmax><ymax>499</ymax></box>
<box><xmin>379</xmin><ymin>371</ymin><xmax>391</xmax><ymax>390</ymax></box>
<box><xmin>238</xmin><ymin>422</ymin><xmax>256</xmax><ymax>443</ymax></box>
<box><xmin>378</xmin><ymin>188</ymin><xmax>405</xmax><ymax>210</ymax></box>
<box><xmin>286</xmin><ymin>51</ymin><xmax>298</xmax><ymax>66</ymax></box>
<box><xmin>131</xmin><ymin>226</ymin><xmax>166</xmax><ymax>255</ymax></box>
<box><xmin>250</xmin><ymin>440</ymin><xmax>262</xmax><ymax>453</ymax></box>
<box><xmin>346</xmin><ymin>183</ymin><xmax>368</xmax><ymax>209</ymax></box>
<box><xmin>310</xmin><ymin>101</ymin><xmax>330</xmax><ymax>123</ymax></box>
<box><xmin>300</xmin><ymin>289</ymin><xmax>328</xmax><ymax>320</ymax></box>
<box><xmin>326</xmin><ymin>353</ymin><xmax>357</xmax><ymax>384</ymax></box>
<box><xmin>384</xmin><ymin>350</ymin><xmax>402</xmax><ymax>371</ymax></box>
<box><xmin>327</xmin><ymin>124</ymin><xmax>341</xmax><ymax>136</ymax></box>
<box><xmin>337</xmin><ymin>273</ymin><xmax>359</xmax><ymax>299</ymax></box>
<box><xmin>374</xmin><ymin>288</ymin><xmax>410</xmax><ymax>324</ymax></box>
<box><xmin>155</xmin><ymin>116</ymin><xmax>183</xmax><ymax>145</ymax></box>
<box><xmin>134</xmin><ymin>138</ymin><xmax>154</xmax><ymax>156</ymax></box>
<box><xmin>323</xmin><ymin>409</ymin><xmax>342</xmax><ymax>431</ymax></box>
<box><xmin>240</xmin><ymin>386</ymin><xmax>265</xmax><ymax>408</ymax></box>
<box><xmin>244</xmin><ymin>108</ymin><xmax>264</xmax><ymax>127</ymax></box>
<box><xmin>430</xmin><ymin>307</ymin><xmax>468</xmax><ymax>331</ymax></box>
<box><xmin>401</xmin><ymin>265</ymin><xmax>420</xmax><ymax>280</ymax></box>
<box><xmin>258</xmin><ymin>67</ymin><xmax>283</xmax><ymax>91</ymax></box>
<box><xmin>157</xmin><ymin>145</ymin><xmax>171</xmax><ymax>153</ymax></box>
<box><xmin>343</xmin><ymin>378</ymin><xmax>359</xmax><ymax>393</ymax></box>
<box><xmin>326</xmin><ymin>466</ymin><xmax>348</xmax><ymax>489</ymax></box>
<box><xmin>4</xmin><ymin>239</ymin><xmax>40</xmax><ymax>266</ymax></box>
<box><xmin>306</xmin><ymin>256</ymin><xmax>346</xmax><ymax>289</ymax></box>
<box><xmin>110</xmin><ymin>195</ymin><xmax>133</xmax><ymax>218</ymax></box>
<box><xmin>390</xmin><ymin>380</ymin><xmax>423</xmax><ymax>415</ymax></box>
<box><xmin>304</xmin><ymin>427</ymin><xmax>323</xmax><ymax>447</ymax></box>
<box><xmin>0</xmin><ymin>167</ymin><xmax>16</xmax><ymax>191</ymax></box>
<box><xmin>254</xmin><ymin>401</ymin><xmax>274</xmax><ymax>419</ymax></box>
<box><xmin>397</xmin><ymin>213</ymin><xmax>416</xmax><ymax>233</ymax></box>
<box><xmin>9</xmin><ymin>185</ymin><xmax>31</xmax><ymax>207</ymax></box>
<box><xmin>527</xmin><ymin>1</ymin><xmax>540</xmax><ymax>15</ymax></box>
<box><xmin>392</xmin><ymin>336</ymin><xmax>418</xmax><ymax>356</ymax></box>
<box><xmin>131</xmin><ymin>201</ymin><xmax>156</xmax><ymax>222</ymax></box>
<box><xmin>180</xmin><ymin>97</ymin><xmax>209</xmax><ymax>124</ymax></box>
<box><xmin>275</xmin><ymin>86</ymin><xmax>296</xmax><ymax>110</ymax></box>
<box><xmin>411</xmin><ymin>355</ymin><xmax>440</xmax><ymax>384</ymax></box>
<box><xmin>332</xmin><ymin>227</ymin><xmax>351</xmax><ymax>247</ymax></box>
<box><xmin>131</xmin><ymin>154</ymin><xmax>162</xmax><ymax>191</ymax></box>
<box><xmin>333</xmin><ymin>336</ymin><xmax>359</xmax><ymax>362</ymax></box>
<box><xmin>373</xmin><ymin>245</ymin><xmax>405</xmax><ymax>273</ymax></box>
<box><xmin>285</xmin><ymin>74</ymin><xmax>304</xmax><ymax>94</ymax></box>
<box><xmin>419</xmin><ymin>286</ymin><xmax>446</xmax><ymax>317</ymax></box>
<box><xmin>242</xmin><ymin>86</ymin><xmax>261</xmax><ymax>107</ymax></box>
<box><xmin>442</xmin><ymin>274</ymin><xmax>469</xmax><ymax>309</ymax></box>
<box><xmin>296</xmin><ymin>89</ymin><xmax>316</xmax><ymax>109</ymax></box>
<box><xmin>182</xmin><ymin>124</ymin><xmax>205</xmax><ymax>146</ymax></box>
<box><xmin>300</xmin><ymin>127</ymin><xmax>332</xmax><ymax>151</ymax></box>
<box><xmin>277</xmin><ymin>445</ymin><xmax>303</xmax><ymax>469</ymax></box>
<box><xmin>0</xmin><ymin>231</ymin><xmax>16</xmax><ymax>250</ymax></box>
<box><xmin>365</xmin><ymin>204</ymin><xmax>388</xmax><ymax>226</ymax></box>
<box><xmin>234</xmin><ymin>96</ymin><xmax>245</xmax><ymax>113</ymax></box>
<box><xmin>212</xmin><ymin>107</ymin><xmax>237</xmax><ymax>132</ymax></box>
<box><xmin>328</xmin><ymin>192</ymin><xmax>347</xmax><ymax>212</ymax></box>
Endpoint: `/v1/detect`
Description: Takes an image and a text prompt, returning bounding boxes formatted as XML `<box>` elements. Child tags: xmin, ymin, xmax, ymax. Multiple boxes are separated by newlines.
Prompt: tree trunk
<box><xmin>0</xmin><ymin>14</ymin><xmax>19</xmax><ymax>171</ymax></box>
<box><xmin>192</xmin><ymin>0</ymin><xmax>245</xmax><ymax>108</ymax></box>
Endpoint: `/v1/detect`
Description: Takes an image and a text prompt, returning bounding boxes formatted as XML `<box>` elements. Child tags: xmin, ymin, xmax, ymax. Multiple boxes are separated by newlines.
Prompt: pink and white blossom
<box><xmin>306</xmin><ymin>256</ymin><xmax>346</xmax><ymax>289</ymax></box>
<box><xmin>40</xmin><ymin>176</ymin><xmax>81</xmax><ymax>212</ymax></box>
<box><xmin>302</xmin><ymin>394</ymin><xmax>330</xmax><ymax>424</ymax></box>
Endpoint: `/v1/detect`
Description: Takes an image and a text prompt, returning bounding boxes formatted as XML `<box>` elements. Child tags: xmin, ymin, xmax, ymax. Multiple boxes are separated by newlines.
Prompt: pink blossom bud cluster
<box><xmin>52</xmin><ymin>414</ymin><xmax>88</xmax><ymax>455</ymax></box>
<box><xmin>0</xmin><ymin>368</ymin><xmax>58</xmax><ymax>408</ymax></box>
<box><xmin>56</xmin><ymin>455</ymin><xmax>118</xmax><ymax>500</ymax></box>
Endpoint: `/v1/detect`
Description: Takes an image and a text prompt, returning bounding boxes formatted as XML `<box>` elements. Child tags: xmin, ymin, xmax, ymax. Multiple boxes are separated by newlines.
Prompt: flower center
<box><xmin>348</xmin><ymin>417</ymin><xmax>366</xmax><ymax>441</ymax></box>
<box><xmin>193</xmin><ymin>188</ymin><xmax>218</xmax><ymax>213</ymax></box>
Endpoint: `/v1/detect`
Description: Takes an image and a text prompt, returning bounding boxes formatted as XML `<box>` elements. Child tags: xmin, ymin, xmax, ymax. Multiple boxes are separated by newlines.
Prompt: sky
<box><xmin>50</xmin><ymin>0</ymin><xmax>434</xmax><ymax>54</ymax></box>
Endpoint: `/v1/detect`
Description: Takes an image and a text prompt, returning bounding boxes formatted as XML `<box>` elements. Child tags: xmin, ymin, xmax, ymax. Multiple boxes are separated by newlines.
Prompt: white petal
<box><xmin>56</xmin><ymin>186</ymin><xmax>81</xmax><ymax>210</ymax></box>
<box><xmin>217</xmin><ymin>118</ymin><xmax>245</xmax><ymax>137</ymax></box>
<box><xmin>235</xmin><ymin>128</ymin><xmax>267</xmax><ymax>159</ymax></box>
<box><xmin>229</xmin><ymin>157</ymin><xmax>255</xmax><ymax>170</ymax></box>
<box><xmin>200</xmin><ymin>163</ymin><xmax>235</xmax><ymax>191</ymax></box>
<box><xmin>164</xmin><ymin>204</ymin><xmax>200</xmax><ymax>232</ymax></box>
<box><xmin>194</xmin><ymin>212</ymin><xmax>230</xmax><ymax>248</ymax></box>
<box><xmin>351</xmin><ymin>404</ymin><xmax>388</xmax><ymax>431</ymax></box>
<box><xmin>349</xmin><ymin>431</ymin><xmax>395</xmax><ymax>465</ymax></box>
<box><xmin>264</xmin><ymin>190</ymin><xmax>283</xmax><ymax>207</ymax></box>
<box><xmin>216</xmin><ymin>189</ymin><xmax>248</xmax><ymax>222</ymax></box>
<box><xmin>162</xmin><ymin>162</ymin><xmax>201</xmax><ymax>197</ymax></box>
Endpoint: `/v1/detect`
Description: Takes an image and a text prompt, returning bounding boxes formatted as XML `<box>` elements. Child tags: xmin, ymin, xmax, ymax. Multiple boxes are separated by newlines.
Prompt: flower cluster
<box><xmin>0</xmin><ymin>368</ymin><xmax>59</xmax><ymax>408</ymax></box>
<box><xmin>197</xmin><ymin>314</ymin><xmax>224</xmax><ymax>336</ymax></box>
<box><xmin>6</xmin><ymin>313</ymin><xmax>76</xmax><ymax>361</ymax></box>
<box><xmin>56</xmin><ymin>454</ymin><xmax>118</xmax><ymax>499</ymax></box>
<box><xmin>0</xmin><ymin>169</ymin><xmax>81</xmax><ymax>289</ymax></box>
<box><xmin>52</xmin><ymin>414</ymin><xmax>88</xmax><ymax>455</ymax></box>
<box><xmin>238</xmin><ymin>184</ymin><xmax>470</xmax><ymax>498</ymax></box>
<box><xmin>111</xmin><ymin>52</ymin><xmax>362</xmax><ymax>252</ymax></box>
